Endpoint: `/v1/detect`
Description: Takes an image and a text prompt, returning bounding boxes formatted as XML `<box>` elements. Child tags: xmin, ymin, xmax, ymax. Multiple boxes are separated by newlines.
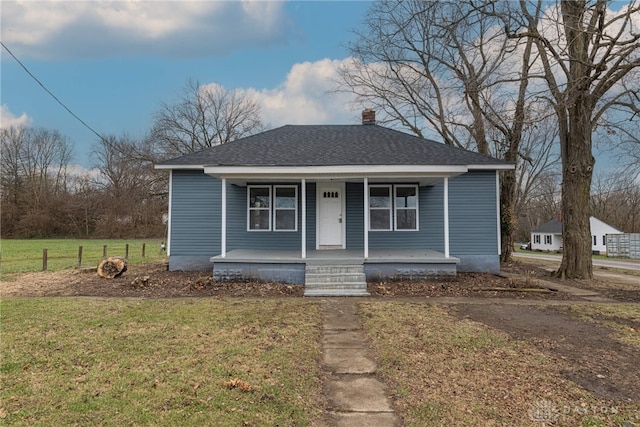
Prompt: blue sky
<box><xmin>0</xmin><ymin>1</ymin><xmax>633</xmax><ymax>176</ymax></box>
<box><xmin>1</xmin><ymin>1</ymin><xmax>371</xmax><ymax>168</ymax></box>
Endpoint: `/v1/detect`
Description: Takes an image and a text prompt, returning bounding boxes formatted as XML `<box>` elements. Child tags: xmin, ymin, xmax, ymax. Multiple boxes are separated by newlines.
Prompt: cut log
<box><xmin>97</xmin><ymin>257</ymin><xmax>128</xmax><ymax>279</ymax></box>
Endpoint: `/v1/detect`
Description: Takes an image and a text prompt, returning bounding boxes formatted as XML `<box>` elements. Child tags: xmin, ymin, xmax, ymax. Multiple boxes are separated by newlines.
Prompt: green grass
<box><xmin>0</xmin><ymin>298</ymin><xmax>324</xmax><ymax>426</ymax></box>
<box><xmin>0</xmin><ymin>239</ymin><xmax>167</xmax><ymax>275</ymax></box>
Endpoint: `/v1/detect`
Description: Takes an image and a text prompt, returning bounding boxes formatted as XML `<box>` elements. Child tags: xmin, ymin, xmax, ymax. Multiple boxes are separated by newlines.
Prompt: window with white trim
<box><xmin>247</xmin><ymin>185</ymin><xmax>298</xmax><ymax>232</ymax></box>
<box><xmin>274</xmin><ymin>185</ymin><xmax>297</xmax><ymax>231</ymax></box>
<box><xmin>248</xmin><ymin>186</ymin><xmax>271</xmax><ymax>231</ymax></box>
<box><xmin>534</xmin><ymin>234</ymin><xmax>541</xmax><ymax>244</ymax></box>
<box><xmin>369</xmin><ymin>185</ymin><xmax>392</xmax><ymax>230</ymax></box>
<box><xmin>369</xmin><ymin>184</ymin><xmax>418</xmax><ymax>231</ymax></box>
<box><xmin>545</xmin><ymin>234</ymin><xmax>552</xmax><ymax>245</ymax></box>
<box><xmin>394</xmin><ymin>186</ymin><xmax>418</xmax><ymax>230</ymax></box>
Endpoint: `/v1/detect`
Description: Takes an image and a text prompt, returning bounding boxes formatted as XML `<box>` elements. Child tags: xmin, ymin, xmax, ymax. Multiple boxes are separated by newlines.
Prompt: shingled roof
<box><xmin>157</xmin><ymin>125</ymin><xmax>511</xmax><ymax>168</ymax></box>
<box><xmin>533</xmin><ymin>218</ymin><xmax>563</xmax><ymax>234</ymax></box>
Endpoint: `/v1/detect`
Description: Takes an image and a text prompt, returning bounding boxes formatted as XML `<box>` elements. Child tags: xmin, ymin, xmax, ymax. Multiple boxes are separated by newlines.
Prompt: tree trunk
<box><xmin>500</xmin><ymin>169</ymin><xmax>516</xmax><ymax>262</ymax></box>
<box><xmin>97</xmin><ymin>257</ymin><xmax>128</xmax><ymax>279</ymax></box>
<box><xmin>557</xmin><ymin>97</ymin><xmax>594</xmax><ymax>279</ymax></box>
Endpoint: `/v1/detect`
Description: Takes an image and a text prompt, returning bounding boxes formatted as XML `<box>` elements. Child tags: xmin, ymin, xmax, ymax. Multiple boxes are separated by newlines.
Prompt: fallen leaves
<box><xmin>224</xmin><ymin>378</ymin><xmax>252</xmax><ymax>392</ymax></box>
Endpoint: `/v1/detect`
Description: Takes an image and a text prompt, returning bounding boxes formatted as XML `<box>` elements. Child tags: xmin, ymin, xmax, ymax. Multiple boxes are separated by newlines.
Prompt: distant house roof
<box><xmin>533</xmin><ymin>218</ymin><xmax>563</xmax><ymax>234</ymax></box>
<box><xmin>533</xmin><ymin>216</ymin><xmax>623</xmax><ymax>234</ymax></box>
<box><xmin>156</xmin><ymin>125</ymin><xmax>513</xmax><ymax>169</ymax></box>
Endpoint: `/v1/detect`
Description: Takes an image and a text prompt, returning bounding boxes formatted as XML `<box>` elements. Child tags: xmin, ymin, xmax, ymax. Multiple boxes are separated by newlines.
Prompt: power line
<box><xmin>1</xmin><ymin>41</ymin><xmax>108</xmax><ymax>143</ymax></box>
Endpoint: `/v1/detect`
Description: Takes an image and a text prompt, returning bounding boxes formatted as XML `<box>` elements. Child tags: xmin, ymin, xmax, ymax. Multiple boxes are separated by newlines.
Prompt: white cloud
<box><xmin>237</xmin><ymin>58</ymin><xmax>362</xmax><ymax>126</ymax></box>
<box><xmin>1</xmin><ymin>1</ymin><xmax>293</xmax><ymax>59</ymax></box>
<box><xmin>0</xmin><ymin>104</ymin><xmax>31</xmax><ymax>128</ymax></box>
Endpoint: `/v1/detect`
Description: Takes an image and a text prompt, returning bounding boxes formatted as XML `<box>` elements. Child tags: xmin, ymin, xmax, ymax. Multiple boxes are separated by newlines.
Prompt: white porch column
<box><xmin>301</xmin><ymin>178</ymin><xmax>306</xmax><ymax>259</ymax></box>
<box><xmin>444</xmin><ymin>177</ymin><xmax>450</xmax><ymax>258</ymax></box>
<box><xmin>496</xmin><ymin>170</ymin><xmax>501</xmax><ymax>255</ymax></box>
<box><xmin>221</xmin><ymin>178</ymin><xmax>226</xmax><ymax>258</ymax></box>
<box><xmin>364</xmin><ymin>177</ymin><xmax>369</xmax><ymax>259</ymax></box>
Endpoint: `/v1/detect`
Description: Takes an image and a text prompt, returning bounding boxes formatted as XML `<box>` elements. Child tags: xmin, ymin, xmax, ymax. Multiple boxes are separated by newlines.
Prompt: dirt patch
<box><xmin>0</xmin><ymin>262</ymin><xmax>304</xmax><ymax>298</ymax></box>
<box><xmin>452</xmin><ymin>303</ymin><xmax>640</xmax><ymax>403</ymax></box>
<box><xmin>1</xmin><ymin>260</ymin><xmax>638</xmax><ymax>302</ymax></box>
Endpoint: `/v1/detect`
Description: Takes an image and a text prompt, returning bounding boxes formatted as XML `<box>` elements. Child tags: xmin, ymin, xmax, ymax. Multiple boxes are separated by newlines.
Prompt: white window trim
<box><xmin>545</xmin><ymin>234</ymin><xmax>552</xmax><ymax>245</ymax></box>
<box><xmin>247</xmin><ymin>184</ymin><xmax>299</xmax><ymax>232</ymax></box>
<box><xmin>368</xmin><ymin>184</ymin><xmax>419</xmax><ymax>232</ymax></box>
<box><xmin>247</xmin><ymin>185</ymin><xmax>272</xmax><ymax>232</ymax></box>
<box><xmin>274</xmin><ymin>185</ymin><xmax>298</xmax><ymax>232</ymax></box>
<box><xmin>394</xmin><ymin>185</ymin><xmax>419</xmax><ymax>231</ymax></box>
<box><xmin>369</xmin><ymin>185</ymin><xmax>392</xmax><ymax>231</ymax></box>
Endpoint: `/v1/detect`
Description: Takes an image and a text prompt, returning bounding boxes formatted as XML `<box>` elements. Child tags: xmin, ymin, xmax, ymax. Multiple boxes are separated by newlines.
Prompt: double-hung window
<box><xmin>394</xmin><ymin>186</ymin><xmax>418</xmax><ymax>230</ymax></box>
<box><xmin>248</xmin><ymin>185</ymin><xmax>298</xmax><ymax>231</ymax></box>
<box><xmin>248</xmin><ymin>186</ymin><xmax>271</xmax><ymax>231</ymax></box>
<box><xmin>369</xmin><ymin>185</ymin><xmax>392</xmax><ymax>230</ymax></box>
<box><xmin>369</xmin><ymin>184</ymin><xmax>418</xmax><ymax>231</ymax></box>
<box><xmin>545</xmin><ymin>235</ymin><xmax>552</xmax><ymax>245</ymax></box>
<box><xmin>274</xmin><ymin>186</ymin><xmax>297</xmax><ymax>231</ymax></box>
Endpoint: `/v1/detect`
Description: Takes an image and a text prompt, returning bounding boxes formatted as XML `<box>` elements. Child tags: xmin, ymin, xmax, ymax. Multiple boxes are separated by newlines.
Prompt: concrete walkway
<box><xmin>321</xmin><ymin>298</ymin><xmax>401</xmax><ymax>427</ymax></box>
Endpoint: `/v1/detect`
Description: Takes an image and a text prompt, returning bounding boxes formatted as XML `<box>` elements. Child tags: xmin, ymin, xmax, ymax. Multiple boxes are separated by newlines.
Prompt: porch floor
<box><xmin>211</xmin><ymin>249</ymin><xmax>459</xmax><ymax>265</ymax></box>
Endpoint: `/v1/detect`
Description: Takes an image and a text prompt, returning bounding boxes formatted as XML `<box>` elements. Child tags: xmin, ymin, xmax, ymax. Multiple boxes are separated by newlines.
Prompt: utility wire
<box><xmin>1</xmin><ymin>41</ymin><xmax>108</xmax><ymax>143</ymax></box>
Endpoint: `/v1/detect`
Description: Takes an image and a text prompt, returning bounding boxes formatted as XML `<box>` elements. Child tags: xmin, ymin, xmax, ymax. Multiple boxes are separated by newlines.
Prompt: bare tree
<box><xmin>515</xmin><ymin>0</ymin><xmax>640</xmax><ymax>278</ymax></box>
<box><xmin>152</xmin><ymin>79</ymin><xmax>264</xmax><ymax>157</ymax></box>
<box><xmin>92</xmin><ymin>134</ymin><xmax>166</xmax><ymax>238</ymax></box>
<box><xmin>517</xmin><ymin>171</ymin><xmax>563</xmax><ymax>239</ymax></box>
<box><xmin>337</xmin><ymin>0</ymin><xmax>558</xmax><ymax>261</ymax></box>
<box><xmin>591</xmin><ymin>170</ymin><xmax>640</xmax><ymax>233</ymax></box>
<box><xmin>0</xmin><ymin>126</ymin><xmax>73</xmax><ymax>236</ymax></box>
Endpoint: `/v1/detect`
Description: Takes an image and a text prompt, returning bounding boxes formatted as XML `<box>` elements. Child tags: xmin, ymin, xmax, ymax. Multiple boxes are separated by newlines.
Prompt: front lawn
<box><xmin>0</xmin><ymin>298</ymin><xmax>324</xmax><ymax>426</ymax></box>
<box><xmin>360</xmin><ymin>302</ymin><xmax>640</xmax><ymax>426</ymax></box>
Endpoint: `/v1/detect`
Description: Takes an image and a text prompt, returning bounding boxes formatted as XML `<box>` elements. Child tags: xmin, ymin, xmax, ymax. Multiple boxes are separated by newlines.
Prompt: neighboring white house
<box><xmin>530</xmin><ymin>216</ymin><xmax>623</xmax><ymax>253</ymax></box>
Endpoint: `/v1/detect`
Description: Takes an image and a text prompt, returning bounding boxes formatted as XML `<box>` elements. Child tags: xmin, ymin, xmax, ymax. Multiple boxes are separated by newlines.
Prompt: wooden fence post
<box><xmin>43</xmin><ymin>249</ymin><xmax>48</xmax><ymax>271</ymax></box>
<box><xmin>142</xmin><ymin>243</ymin><xmax>146</xmax><ymax>258</ymax></box>
<box><xmin>78</xmin><ymin>246</ymin><xmax>83</xmax><ymax>267</ymax></box>
<box><xmin>125</xmin><ymin>244</ymin><xmax>129</xmax><ymax>260</ymax></box>
<box><xmin>103</xmin><ymin>245</ymin><xmax>107</xmax><ymax>259</ymax></box>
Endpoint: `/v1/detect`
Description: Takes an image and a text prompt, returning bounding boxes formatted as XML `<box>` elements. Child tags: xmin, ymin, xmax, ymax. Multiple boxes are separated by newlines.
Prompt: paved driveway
<box><xmin>514</xmin><ymin>252</ymin><xmax>640</xmax><ymax>272</ymax></box>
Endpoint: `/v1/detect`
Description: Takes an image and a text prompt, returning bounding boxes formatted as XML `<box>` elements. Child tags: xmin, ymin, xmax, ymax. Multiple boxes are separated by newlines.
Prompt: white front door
<box><xmin>317</xmin><ymin>183</ymin><xmax>345</xmax><ymax>248</ymax></box>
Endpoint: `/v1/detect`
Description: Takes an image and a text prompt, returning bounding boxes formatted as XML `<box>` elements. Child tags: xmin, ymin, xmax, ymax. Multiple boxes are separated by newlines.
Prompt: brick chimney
<box><xmin>362</xmin><ymin>109</ymin><xmax>376</xmax><ymax>125</ymax></box>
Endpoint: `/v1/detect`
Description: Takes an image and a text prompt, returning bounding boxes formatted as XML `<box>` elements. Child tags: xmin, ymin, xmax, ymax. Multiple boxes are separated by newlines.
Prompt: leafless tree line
<box><xmin>1</xmin><ymin>82</ymin><xmax>264</xmax><ymax>239</ymax></box>
<box><xmin>517</xmin><ymin>170</ymin><xmax>640</xmax><ymax>241</ymax></box>
<box><xmin>338</xmin><ymin>0</ymin><xmax>640</xmax><ymax>278</ymax></box>
<box><xmin>0</xmin><ymin>127</ymin><xmax>166</xmax><ymax>238</ymax></box>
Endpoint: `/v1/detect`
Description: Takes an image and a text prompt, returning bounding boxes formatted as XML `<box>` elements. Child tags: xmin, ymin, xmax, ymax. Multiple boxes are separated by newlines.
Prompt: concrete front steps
<box><xmin>303</xmin><ymin>264</ymin><xmax>370</xmax><ymax>297</ymax></box>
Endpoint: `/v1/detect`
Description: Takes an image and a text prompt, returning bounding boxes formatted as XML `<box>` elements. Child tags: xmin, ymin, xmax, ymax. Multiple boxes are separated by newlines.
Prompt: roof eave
<box><xmin>204</xmin><ymin>164</ymin><xmax>469</xmax><ymax>178</ymax></box>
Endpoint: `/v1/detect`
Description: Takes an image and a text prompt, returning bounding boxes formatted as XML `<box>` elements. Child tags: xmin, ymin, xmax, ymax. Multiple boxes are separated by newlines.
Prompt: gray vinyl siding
<box><xmin>226</xmin><ymin>182</ymin><xmax>317</xmax><ymax>251</ymax></box>
<box><xmin>449</xmin><ymin>171</ymin><xmax>498</xmax><ymax>255</ymax></box>
<box><xmin>169</xmin><ymin>170</ymin><xmax>220</xmax><ymax>256</ymax></box>
<box><xmin>345</xmin><ymin>182</ymin><xmax>444</xmax><ymax>250</ymax></box>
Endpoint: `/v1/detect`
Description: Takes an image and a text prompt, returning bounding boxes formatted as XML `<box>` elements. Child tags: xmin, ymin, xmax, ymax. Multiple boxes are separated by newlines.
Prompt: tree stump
<box><xmin>97</xmin><ymin>257</ymin><xmax>128</xmax><ymax>279</ymax></box>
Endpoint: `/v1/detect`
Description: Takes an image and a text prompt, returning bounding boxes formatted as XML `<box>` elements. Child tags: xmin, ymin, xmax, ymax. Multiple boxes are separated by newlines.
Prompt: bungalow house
<box><xmin>531</xmin><ymin>216</ymin><xmax>623</xmax><ymax>254</ymax></box>
<box><xmin>155</xmin><ymin>110</ymin><xmax>514</xmax><ymax>296</ymax></box>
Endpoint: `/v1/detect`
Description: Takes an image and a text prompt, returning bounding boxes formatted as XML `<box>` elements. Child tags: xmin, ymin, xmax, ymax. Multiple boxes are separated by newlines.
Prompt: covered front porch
<box><xmin>212</xmin><ymin>248</ymin><xmax>459</xmax><ymax>284</ymax></box>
